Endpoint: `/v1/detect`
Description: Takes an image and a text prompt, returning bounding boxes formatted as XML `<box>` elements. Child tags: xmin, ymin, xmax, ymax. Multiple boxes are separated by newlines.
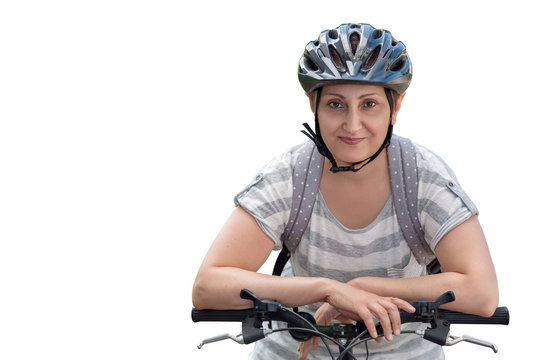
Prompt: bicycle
<box><xmin>192</xmin><ymin>289</ymin><xmax>509</xmax><ymax>360</ymax></box>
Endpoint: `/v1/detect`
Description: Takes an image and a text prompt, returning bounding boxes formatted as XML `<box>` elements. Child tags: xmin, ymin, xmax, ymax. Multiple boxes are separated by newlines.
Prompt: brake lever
<box><xmin>197</xmin><ymin>333</ymin><xmax>245</xmax><ymax>349</ymax></box>
<box><xmin>446</xmin><ymin>334</ymin><xmax>498</xmax><ymax>353</ymax></box>
<box><xmin>197</xmin><ymin>329</ymin><xmax>274</xmax><ymax>349</ymax></box>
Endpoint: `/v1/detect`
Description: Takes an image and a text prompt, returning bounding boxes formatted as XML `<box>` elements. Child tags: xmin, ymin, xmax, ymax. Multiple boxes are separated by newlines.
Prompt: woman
<box><xmin>192</xmin><ymin>23</ymin><xmax>498</xmax><ymax>359</ymax></box>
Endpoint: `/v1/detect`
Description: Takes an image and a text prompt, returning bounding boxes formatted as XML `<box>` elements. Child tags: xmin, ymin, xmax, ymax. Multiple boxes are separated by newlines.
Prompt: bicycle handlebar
<box><xmin>431</xmin><ymin>307</ymin><xmax>509</xmax><ymax>325</ymax></box>
<box><xmin>192</xmin><ymin>308</ymin><xmax>256</xmax><ymax>323</ymax></box>
<box><xmin>192</xmin><ymin>289</ymin><xmax>509</xmax><ymax>357</ymax></box>
<box><xmin>191</xmin><ymin>306</ymin><xmax>509</xmax><ymax>326</ymax></box>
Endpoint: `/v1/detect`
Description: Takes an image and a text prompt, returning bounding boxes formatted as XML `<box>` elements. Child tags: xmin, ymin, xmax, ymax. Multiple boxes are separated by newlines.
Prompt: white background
<box><xmin>0</xmin><ymin>0</ymin><xmax>538</xmax><ymax>359</ymax></box>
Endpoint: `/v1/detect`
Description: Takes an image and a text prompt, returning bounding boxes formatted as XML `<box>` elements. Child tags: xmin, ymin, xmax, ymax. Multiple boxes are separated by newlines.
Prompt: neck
<box><xmin>323</xmin><ymin>148</ymin><xmax>389</xmax><ymax>183</ymax></box>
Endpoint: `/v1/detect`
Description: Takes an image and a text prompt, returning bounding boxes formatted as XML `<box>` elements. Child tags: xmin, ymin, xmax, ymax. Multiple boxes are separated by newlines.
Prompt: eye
<box><xmin>327</xmin><ymin>101</ymin><xmax>344</xmax><ymax>110</ymax></box>
<box><xmin>363</xmin><ymin>100</ymin><xmax>377</xmax><ymax>109</ymax></box>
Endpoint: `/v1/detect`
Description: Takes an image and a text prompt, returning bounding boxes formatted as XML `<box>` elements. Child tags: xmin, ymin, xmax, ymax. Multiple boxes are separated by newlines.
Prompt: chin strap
<box><xmin>301</xmin><ymin>87</ymin><xmax>395</xmax><ymax>173</ymax></box>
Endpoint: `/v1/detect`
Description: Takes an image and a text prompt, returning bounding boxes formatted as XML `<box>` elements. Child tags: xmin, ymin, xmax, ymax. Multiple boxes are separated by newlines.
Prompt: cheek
<box><xmin>317</xmin><ymin>114</ymin><xmax>341</xmax><ymax>133</ymax></box>
<box><xmin>364</xmin><ymin>118</ymin><xmax>387</xmax><ymax>133</ymax></box>
<box><xmin>365</xmin><ymin>109</ymin><xmax>391</xmax><ymax>131</ymax></box>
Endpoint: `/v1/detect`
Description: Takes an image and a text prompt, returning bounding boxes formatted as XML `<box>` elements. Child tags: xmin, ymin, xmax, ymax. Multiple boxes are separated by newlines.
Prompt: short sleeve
<box><xmin>233</xmin><ymin>148</ymin><xmax>296</xmax><ymax>250</ymax></box>
<box><xmin>415</xmin><ymin>144</ymin><xmax>479</xmax><ymax>251</ymax></box>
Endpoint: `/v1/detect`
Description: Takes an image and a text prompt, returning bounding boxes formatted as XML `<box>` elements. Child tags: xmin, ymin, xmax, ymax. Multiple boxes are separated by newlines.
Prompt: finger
<box><xmin>359</xmin><ymin>308</ymin><xmax>379</xmax><ymax>340</ymax></box>
<box><xmin>379</xmin><ymin>299</ymin><xmax>401</xmax><ymax>332</ymax></box>
<box><xmin>315</xmin><ymin>304</ymin><xmax>340</xmax><ymax>325</ymax></box>
<box><xmin>390</xmin><ymin>297</ymin><xmax>416</xmax><ymax>313</ymax></box>
<box><xmin>298</xmin><ymin>340</ymin><xmax>310</xmax><ymax>360</ymax></box>
<box><xmin>383</xmin><ymin>301</ymin><xmax>402</xmax><ymax>336</ymax></box>
<box><xmin>372</xmin><ymin>303</ymin><xmax>394</xmax><ymax>341</ymax></box>
<box><xmin>312</xmin><ymin>336</ymin><xmax>319</xmax><ymax>351</ymax></box>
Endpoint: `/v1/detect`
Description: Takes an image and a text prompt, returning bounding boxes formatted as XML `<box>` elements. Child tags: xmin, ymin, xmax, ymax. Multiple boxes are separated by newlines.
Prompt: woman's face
<box><xmin>310</xmin><ymin>84</ymin><xmax>404</xmax><ymax>167</ymax></box>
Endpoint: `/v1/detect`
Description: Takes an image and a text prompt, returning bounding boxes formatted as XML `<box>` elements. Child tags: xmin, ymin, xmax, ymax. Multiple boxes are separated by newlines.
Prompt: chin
<box><xmin>332</xmin><ymin>141</ymin><xmax>378</xmax><ymax>164</ymax></box>
<box><xmin>334</xmin><ymin>151</ymin><xmax>370</xmax><ymax>165</ymax></box>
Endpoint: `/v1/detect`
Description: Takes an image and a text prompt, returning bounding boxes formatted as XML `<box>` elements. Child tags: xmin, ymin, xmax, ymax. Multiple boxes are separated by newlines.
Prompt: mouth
<box><xmin>339</xmin><ymin>136</ymin><xmax>365</xmax><ymax>145</ymax></box>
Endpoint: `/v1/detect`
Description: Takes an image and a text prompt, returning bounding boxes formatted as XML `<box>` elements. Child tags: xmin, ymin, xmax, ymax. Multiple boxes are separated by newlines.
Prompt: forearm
<box><xmin>351</xmin><ymin>216</ymin><xmax>500</xmax><ymax>317</ymax></box>
<box><xmin>192</xmin><ymin>207</ymin><xmax>338</xmax><ymax>310</ymax></box>
<box><xmin>192</xmin><ymin>266</ymin><xmax>335</xmax><ymax>310</ymax></box>
<box><xmin>193</xmin><ymin>264</ymin><xmax>420</xmax><ymax>342</ymax></box>
<box><xmin>349</xmin><ymin>271</ymin><xmax>498</xmax><ymax>317</ymax></box>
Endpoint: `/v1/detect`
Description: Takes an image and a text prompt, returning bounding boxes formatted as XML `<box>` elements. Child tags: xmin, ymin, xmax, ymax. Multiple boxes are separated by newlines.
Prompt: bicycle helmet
<box><xmin>298</xmin><ymin>23</ymin><xmax>412</xmax><ymax>173</ymax></box>
<box><xmin>298</xmin><ymin>23</ymin><xmax>412</xmax><ymax>94</ymax></box>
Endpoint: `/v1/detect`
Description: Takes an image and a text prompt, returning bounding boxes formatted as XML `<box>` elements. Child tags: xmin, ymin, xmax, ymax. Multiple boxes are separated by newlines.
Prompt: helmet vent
<box><xmin>329</xmin><ymin>45</ymin><xmax>344</xmax><ymax>70</ymax></box>
<box><xmin>349</xmin><ymin>32</ymin><xmax>360</xmax><ymax>55</ymax></box>
<box><xmin>303</xmin><ymin>55</ymin><xmax>319</xmax><ymax>72</ymax></box>
<box><xmin>364</xmin><ymin>45</ymin><xmax>381</xmax><ymax>69</ymax></box>
<box><xmin>328</xmin><ymin>29</ymin><xmax>339</xmax><ymax>40</ymax></box>
<box><xmin>372</xmin><ymin>29</ymin><xmax>383</xmax><ymax>39</ymax></box>
<box><xmin>391</xmin><ymin>37</ymin><xmax>398</xmax><ymax>46</ymax></box>
<box><xmin>390</xmin><ymin>54</ymin><xmax>406</xmax><ymax>72</ymax></box>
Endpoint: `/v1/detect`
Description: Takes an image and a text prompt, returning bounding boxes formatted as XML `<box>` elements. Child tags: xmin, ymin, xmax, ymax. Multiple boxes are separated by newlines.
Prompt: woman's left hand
<box><xmin>297</xmin><ymin>303</ymin><xmax>352</xmax><ymax>360</ymax></box>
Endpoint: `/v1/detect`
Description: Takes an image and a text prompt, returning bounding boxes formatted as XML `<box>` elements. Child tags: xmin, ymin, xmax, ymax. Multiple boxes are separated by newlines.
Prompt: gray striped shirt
<box><xmin>234</xmin><ymin>139</ymin><xmax>477</xmax><ymax>359</ymax></box>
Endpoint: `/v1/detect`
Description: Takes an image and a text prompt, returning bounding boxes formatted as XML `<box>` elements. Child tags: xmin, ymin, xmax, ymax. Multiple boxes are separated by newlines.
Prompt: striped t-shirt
<box><xmin>234</xmin><ymin>138</ymin><xmax>478</xmax><ymax>359</ymax></box>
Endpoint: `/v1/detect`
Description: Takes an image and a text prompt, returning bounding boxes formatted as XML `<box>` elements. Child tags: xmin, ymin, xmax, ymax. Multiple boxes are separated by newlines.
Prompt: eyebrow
<box><xmin>321</xmin><ymin>92</ymin><xmax>380</xmax><ymax>99</ymax></box>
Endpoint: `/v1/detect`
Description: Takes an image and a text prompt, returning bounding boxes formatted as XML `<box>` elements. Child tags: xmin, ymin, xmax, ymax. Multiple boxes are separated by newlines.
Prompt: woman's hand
<box><xmin>298</xmin><ymin>304</ymin><xmax>351</xmax><ymax>360</ymax></box>
<box><xmin>297</xmin><ymin>283</ymin><xmax>415</xmax><ymax>359</ymax></box>
<box><xmin>327</xmin><ymin>283</ymin><xmax>415</xmax><ymax>340</ymax></box>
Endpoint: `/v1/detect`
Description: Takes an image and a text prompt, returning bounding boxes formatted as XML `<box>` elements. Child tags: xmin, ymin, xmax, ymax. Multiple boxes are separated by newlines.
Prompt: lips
<box><xmin>339</xmin><ymin>136</ymin><xmax>365</xmax><ymax>145</ymax></box>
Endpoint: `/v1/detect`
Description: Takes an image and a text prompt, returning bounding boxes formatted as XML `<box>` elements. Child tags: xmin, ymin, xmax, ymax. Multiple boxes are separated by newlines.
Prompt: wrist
<box><xmin>348</xmin><ymin>277</ymin><xmax>381</xmax><ymax>295</ymax></box>
<box><xmin>348</xmin><ymin>277</ymin><xmax>365</xmax><ymax>289</ymax></box>
<box><xmin>320</xmin><ymin>278</ymin><xmax>348</xmax><ymax>303</ymax></box>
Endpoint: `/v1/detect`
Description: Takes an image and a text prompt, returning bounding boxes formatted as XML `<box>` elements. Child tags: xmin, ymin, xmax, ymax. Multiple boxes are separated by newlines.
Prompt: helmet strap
<box><xmin>301</xmin><ymin>87</ymin><xmax>395</xmax><ymax>173</ymax></box>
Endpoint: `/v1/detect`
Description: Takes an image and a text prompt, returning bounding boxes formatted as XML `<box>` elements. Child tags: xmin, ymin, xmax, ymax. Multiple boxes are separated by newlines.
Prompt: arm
<box><xmin>348</xmin><ymin>215</ymin><xmax>499</xmax><ymax>317</ymax></box>
<box><xmin>192</xmin><ymin>206</ymin><xmax>415</xmax><ymax>340</ymax></box>
<box><xmin>192</xmin><ymin>206</ymin><xmax>330</xmax><ymax>310</ymax></box>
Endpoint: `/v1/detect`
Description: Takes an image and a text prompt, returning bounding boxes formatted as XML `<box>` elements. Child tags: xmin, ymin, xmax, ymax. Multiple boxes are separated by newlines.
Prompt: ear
<box><xmin>306</xmin><ymin>92</ymin><xmax>316</xmax><ymax>113</ymax></box>
<box><xmin>392</xmin><ymin>92</ymin><xmax>406</xmax><ymax>125</ymax></box>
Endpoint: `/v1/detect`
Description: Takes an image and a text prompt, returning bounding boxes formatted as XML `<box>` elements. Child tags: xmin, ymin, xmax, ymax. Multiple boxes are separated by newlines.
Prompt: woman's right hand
<box><xmin>297</xmin><ymin>304</ymin><xmax>351</xmax><ymax>360</ymax></box>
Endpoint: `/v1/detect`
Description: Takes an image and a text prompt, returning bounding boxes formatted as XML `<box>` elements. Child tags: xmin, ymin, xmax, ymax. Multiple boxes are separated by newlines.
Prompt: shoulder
<box><xmin>264</xmin><ymin>141</ymin><xmax>310</xmax><ymax>173</ymax></box>
<box><xmin>389</xmin><ymin>135</ymin><xmax>477</xmax><ymax>213</ymax></box>
<box><xmin>389</xmin><ymin>135</ymin><xmax>459</xmax><ymax>193</ymax></box>
<box><xmin>234</xmin><ymin>141</ymin><xmax>313</xmax><ymax>206</ymax></box>
<box><xmin>412</xmin><ymin>141</ymin><xmax>458</xmax><ymax>184</ymax></box>
<box><xmin>233</xmin><ymin>142</ymin><xmax>314</xmax><ymax>249</ymax></box>
<box><xmin>408</xmin><ymin>139</ymin><xmax>471</xmax><ymax>202</ymax></box>
<box><xmin>250</xmin><ymin>141</ymin><xmax>311</xmax><ymax>185</ymax></box>
<box><xmin>406</xmin><ymin>138</ymin><xmax>478</xmax><ymax>247</ymax></box>
<box><xmin>410</xmin><ymin>140</ymin><xmax>475</xmax><ymax>212</ymax></box>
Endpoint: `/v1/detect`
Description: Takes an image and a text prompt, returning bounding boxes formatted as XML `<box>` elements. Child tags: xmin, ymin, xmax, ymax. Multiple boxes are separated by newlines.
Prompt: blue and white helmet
<box><xmin>298</xmin><ymin>23</ymin><xmax>412</xmax><ymax>94</ymax></box>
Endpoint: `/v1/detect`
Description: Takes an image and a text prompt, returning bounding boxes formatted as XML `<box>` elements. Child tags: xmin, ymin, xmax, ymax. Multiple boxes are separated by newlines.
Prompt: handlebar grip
<box><xmin>440</xmin><ymin>306</ymin><xmax>509</xmax><ymax>325</ymax></box>
<box><xmin>191</xmin><ymin>308</ymin><xmax>255</xmax><ymax>323</ymax></box>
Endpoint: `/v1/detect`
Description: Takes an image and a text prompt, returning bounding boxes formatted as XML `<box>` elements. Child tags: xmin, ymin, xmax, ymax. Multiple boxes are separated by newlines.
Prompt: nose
<box><xmin>342</xmin><ymin>108</ymin><xmax>363</xmax><ymax>134</ymax></box>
